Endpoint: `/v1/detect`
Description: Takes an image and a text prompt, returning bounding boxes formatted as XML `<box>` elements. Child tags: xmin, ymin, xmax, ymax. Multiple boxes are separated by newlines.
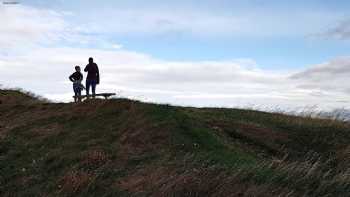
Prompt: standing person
<box><xmin>69</xmin><ymin>66</ymin><xmax>84</xmax><ymax>102</ymax></box>
<box><xmin>84</xmin><ymin>57</ymin><xmax>100</xmax><ymax>98</ymax></box>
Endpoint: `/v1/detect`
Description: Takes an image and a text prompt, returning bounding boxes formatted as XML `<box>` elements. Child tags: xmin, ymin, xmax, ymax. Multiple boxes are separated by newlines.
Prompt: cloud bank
<box><xmin>1</xmin><ymin>4</ymin><xmax>350</xmax><ymax>110</ymax></box>
<box><xmin>2</xmin><ymin>44</ymin><xmax>349</xmax><ymax>110</ymax></box>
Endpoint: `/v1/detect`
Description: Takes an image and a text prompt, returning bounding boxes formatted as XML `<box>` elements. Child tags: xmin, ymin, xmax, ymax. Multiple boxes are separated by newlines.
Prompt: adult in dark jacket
<box><xmin>84</xmin><ymin>57</ymin><xmax>100</xmax><ymax>97</ymax></box>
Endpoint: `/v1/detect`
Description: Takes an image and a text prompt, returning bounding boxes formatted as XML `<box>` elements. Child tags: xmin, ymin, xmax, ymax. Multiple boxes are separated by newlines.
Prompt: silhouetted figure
<box><xmin>84</xmin><ymin>57</ymin><xmax>100</xmax><ymax>98</ymax></box>
<box><xmin>69</xmin><ymin>66</ymin><xmax>85</xmax><ymax>102</ymax></box>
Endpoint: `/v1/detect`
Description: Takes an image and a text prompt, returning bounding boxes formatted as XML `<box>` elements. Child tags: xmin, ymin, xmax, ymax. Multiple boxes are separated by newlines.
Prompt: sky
<box><xmin>1</xmin><ymin>0</ymin><xmax>350</xmax><ymax>110</ymax></box>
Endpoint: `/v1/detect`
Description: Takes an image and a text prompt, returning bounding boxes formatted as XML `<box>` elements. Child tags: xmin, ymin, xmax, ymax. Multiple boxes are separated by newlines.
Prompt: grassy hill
<box><xmin>1</xmin><ymin>89</ymin><xmax>350</xmax><ymax>196</ymax></box>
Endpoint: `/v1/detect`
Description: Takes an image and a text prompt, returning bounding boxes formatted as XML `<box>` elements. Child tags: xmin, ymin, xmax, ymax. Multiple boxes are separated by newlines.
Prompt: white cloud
<box><xmin>112</xmin><ymin>44</ymin><xmax>123</xmax><ymax>49</ymax></box>
<box><xmin>290</xmin><ymin>57</ymin><xmax>350</xmax><ymax>95</ymax></box>
<box><xmin>0</xmin><ymin>3</ymin><xmax>342</xmax><ymax>50</ymax></box>
<box><xmin>0</xmin><ymin>4</ymin><xmax>121</xmax><ymax>51</ymax></box>
<box><xmin>1</xmin><ymin>44</ymin><xmax>350</xmax><ymax>110</ymax></box>
<box><xmin>1</xmin><ymin>4</ymin><xmax>350</xmax><ymax>110</ymax></box>
<box><xmin>0</xmin><ymin>5</ymin><xmax>67</xmax><ymax>48</ymax></box>
<box><xmin>70</xmin><ymin>6</ymin><xmax>342</xmax><ymax>37</ymax></box>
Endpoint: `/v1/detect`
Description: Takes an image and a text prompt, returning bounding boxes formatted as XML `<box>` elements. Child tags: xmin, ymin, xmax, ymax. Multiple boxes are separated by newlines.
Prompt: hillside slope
<box><xmin>1</xmin><ymin>90</ymin><xmax>350</xmax><ymax>196</ymax></box>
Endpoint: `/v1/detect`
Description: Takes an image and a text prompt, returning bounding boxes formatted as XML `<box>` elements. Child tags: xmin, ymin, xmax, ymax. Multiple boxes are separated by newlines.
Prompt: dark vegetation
<box><xmin>1</xmin><ymin>89</ymin><xmax>350</xmax><ymax>196</ymax></box>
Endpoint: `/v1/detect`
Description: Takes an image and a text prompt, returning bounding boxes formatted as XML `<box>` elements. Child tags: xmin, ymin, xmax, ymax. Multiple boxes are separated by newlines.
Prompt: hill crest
<box><xmin>1</xmin><ymin>89</ymin><xmax>350</xmax><ymax>196</ymax></box>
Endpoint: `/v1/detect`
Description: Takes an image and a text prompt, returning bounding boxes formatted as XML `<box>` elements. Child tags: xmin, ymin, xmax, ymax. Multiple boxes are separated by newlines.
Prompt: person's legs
<box><xmin>86</xmin><ymin>80</ymin><xmax>91</xmax><ymax>96</ymax></box>
<box><xmin>73</xmin><ymin>84</ymin><xmax>78</xmax><ymax>102</ymax></box>
<box><xmin>77</xmin><ymin>88</ymin><xmax>81</xmax><ymax>102</ymax></box>
<box><xmin>91</xmin><ymin>79</ymin><xmax>96</xmax><ymax>97</ymax></box>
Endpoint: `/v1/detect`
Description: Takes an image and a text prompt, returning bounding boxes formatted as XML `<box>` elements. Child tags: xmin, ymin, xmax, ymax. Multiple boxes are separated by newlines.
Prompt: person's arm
<box><xmin>79</xmin><ymin>73</ymin><xmax>83</xmax><ymax>81</ymax></box>
<box><xmin>84</xmin><ymin>64</ymin><xmax>89</xmax><ymax>72</ymax></box>
<box><xmin>96</xmin><ymin>64</ymin><xmax>100</xmax><ymax>84</ymax></box>
<box><xmin>69</xmin><ymin>74</ymin><xmax>75</xmax><ymax>82</ymax></box>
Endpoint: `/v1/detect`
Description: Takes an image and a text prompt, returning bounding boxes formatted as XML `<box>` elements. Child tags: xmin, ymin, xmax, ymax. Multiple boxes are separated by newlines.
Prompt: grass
<box><xmin>1</xmin><ymin>90</ymin><xmax>350</xmax><ymax>196</ymax></box>
<box><xmin>149</xmin><ymin>105</ymin><xmax>258</xmax><ymax>168</ymax></box>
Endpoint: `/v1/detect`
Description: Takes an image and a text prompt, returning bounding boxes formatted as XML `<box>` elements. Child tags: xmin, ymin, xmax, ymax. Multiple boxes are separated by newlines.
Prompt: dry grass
<box><xmin>115</xmin><ymin>149</ymin><xmax>350</xmax><ymax>197</ymax></box>
<box><xmin>59</xmin><ymin>170</ymin><xmax>97</xmax><ymax>194</ymax></box>
<box><xmin>81</xmin><ymin>150</ymin><xmax>110</xmax><ymax>169</ymax></box>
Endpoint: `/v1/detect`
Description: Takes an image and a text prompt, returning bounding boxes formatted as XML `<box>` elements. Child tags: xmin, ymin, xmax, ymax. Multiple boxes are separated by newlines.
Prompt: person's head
<box><xmin>75</xmin><ymin>66</ymin><xmax>81</xmax><ymax>72</ymax></box>
<box><xmin>88</xmin><ymin>57</ymin><xmax>93</xmax><ymax>63</ymax></box>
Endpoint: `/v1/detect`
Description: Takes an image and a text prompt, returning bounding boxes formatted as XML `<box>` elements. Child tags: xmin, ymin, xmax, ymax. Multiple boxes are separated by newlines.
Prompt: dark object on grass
<box><xmin>73</xmin><ymin>93</ymin><xmax>116</xmax><ymax>101</ymax></box>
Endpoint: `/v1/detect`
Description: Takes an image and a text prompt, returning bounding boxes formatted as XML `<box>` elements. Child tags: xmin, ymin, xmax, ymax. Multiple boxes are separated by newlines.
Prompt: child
<box><xmin>69</xmin><ymin>66</ymin><xmax>85</xmax><ymax>102</ymax></box>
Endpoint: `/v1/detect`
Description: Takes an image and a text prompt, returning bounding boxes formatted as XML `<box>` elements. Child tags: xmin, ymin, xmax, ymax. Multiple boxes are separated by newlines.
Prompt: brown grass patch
<box><xmin>81</xmin><ymin>150</ymin><xmax>110</xmax><ymax>168</ymax></box>
<box><xmin>116</xmin><ymin>116</ymin><xmax>170</xmax><ymax>161</ymax></box>
<box><xmin>336</xmin><ymin>145</ymin><xmax>350</xmax><ymax>169</ymax></box>
<box><xmin>28</xmin><ymin>123</ymin><xmax>63</xmax><ymax>137</ymax></box>
<box><xmin>209</xmin><ymin>121</ymin><xmax>289</xmax><ymax>157</ymax></box>
<box><xmin>59</xmin><ymin>170</ymin><xmax>96</xmax><ymax>194</ymax></box>
<box><xmin>236</xmin><ymin>123</ymin><xmax>288</xmax><ymax>143</ymax></box>
<box><xmin>116</xmin><ymin>165</ymin><xmax>300</xmax><ymax>197</ymax></box>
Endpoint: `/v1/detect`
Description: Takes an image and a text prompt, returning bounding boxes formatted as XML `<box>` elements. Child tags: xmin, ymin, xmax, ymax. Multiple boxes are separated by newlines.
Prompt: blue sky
<box><xmin>2</xmin><ymin>0</ymin><xmax>350</xmax><ymax>109</ymax></box>
<box><xmin>21</xmin><ymin>0</ymin><xmax>350</xmax><ymax>68</ymax></box>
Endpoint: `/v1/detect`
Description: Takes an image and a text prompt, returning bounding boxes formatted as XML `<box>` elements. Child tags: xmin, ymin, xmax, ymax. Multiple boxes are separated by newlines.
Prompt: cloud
<box><xmin>290</xmin><ymin>57</ymin><xmax>350</xmax><ymax>92</ymax></box>
<box><xmin>65</xmin><ymin>4</ymin><xmax>341</xmax><ymax>38</ymax></box>
<box><xmin>289</xmin><ymin>57</ymin><xmax>350</xmax><ymax>107</ymax></box>
<box><xmin>0</xmin><ymin>5</ymin><xmax>68</xmax><ymax>48</ymax></box>
<box><xmin>1</xmin><ymin>3</ymin><xmax>341</xmax><ymax>49</ymax></box>
<box><xmin>319</xmin><ymin>19</ymin><xmax>350</xmax><ymax>40</ymax></box>
<box><xmin>0</xmin><ymin>4</ymin><xmax>122</xmax><ymax>51</ymax></box>
<box><xmin>291</xmin><ymin>57</ymin><xmax>350</xmax><ymax>79</ymax></box>
<box><xmin>112</xmin><ymin>44</ymin><xmax>123</xmax><ymax>49</ymax></box>
<box><xmin>1</xmin><ymin>44</ymin><xmax>349</xmax><ymax>110</ymax></box>
<box><xmin>73</xmin><ymin>9</ymin><xmax>244</xmax><ymax>36</ymax></box>
<box><xmin>1</xmin><ymin>4</ymin><xmax>350</xmax><ymax>110</ymax></box>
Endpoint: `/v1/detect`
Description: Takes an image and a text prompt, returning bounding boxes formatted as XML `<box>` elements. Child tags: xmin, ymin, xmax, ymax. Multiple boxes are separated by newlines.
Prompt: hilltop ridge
<box><xmin>1</xmin><ymin>89</ymin><xmax>350</xmax><ymax>196</ymax></box>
